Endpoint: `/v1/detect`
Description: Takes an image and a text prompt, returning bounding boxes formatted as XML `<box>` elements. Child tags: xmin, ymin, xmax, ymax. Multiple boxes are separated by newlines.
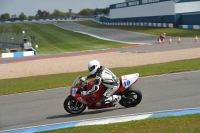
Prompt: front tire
<box><xmin>63</xmin><ymin>95</ymin><xmax>86</xmax><ymax>114</ymax></box>
<box><xmin>119</xmin><ymin>86</ymin><xmax>142</xmax><ymax>108</ymax></box>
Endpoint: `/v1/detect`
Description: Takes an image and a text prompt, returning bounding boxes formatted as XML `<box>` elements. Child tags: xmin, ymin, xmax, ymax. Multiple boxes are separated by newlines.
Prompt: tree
<box><xmin>36</xmin><ymin>10</ymin><xmax>50</xmax><ymax>19</ymax></box>
<box><xmin>43</xmin><ymin>10</ymin><xmax>50</xmax><ymax>18</ymax></box>
<box><xmin>11</xmin><ymin>14</ymin><xmax>17</xmax><ymax>19</ymax></box>
<box><xmin>0</xmin><ymin>13</ymin><xmax>10</xmax><ymax>21</ymax></box>
<box><xmin>78</xmin><ymin>8</ymin><xmax>94</xmax><ymax>16</ymax></box>
<box><xmin>64</xmin><ymin>12</ymin><xmax>70</xmax><ymax>17</ymax></box>
<box><xmin>93</xmin><ymin>8</ymin><xmax>110</xmax><ymax>15</ymax></box>
<box><xmin>103</xmin><ymin>7</ymin><xmax>110</xmax><ymax>15</ymax></box>
<box><xmin>19</xmin><ymin>12</ymin><xmax>27</xmax><ymax>20</ymax></box>
<box><xmin>63</xmin><ymin>12</ymin><xmax>75</xmax><ymax>18</ymax></box>
<box><xmin>35</xmin><ymin>9</ymin><xmax>75</xmax><ymax>19</ymax></box>
<box><xmin>28</xmin><ymin>16</ymin><xmax>36</xmax><ymax>20</ymax></box>
<box><xmin>78</xmin><ymin>8</ymin><xmax>109</xmax><ymax>16</ymax></box>
<box><xmin>50</xmin><ymin>9</ymin><xmax>65</xmax><ymax>18</ymax></box>
<box><xmin>36</xmin><ymin>10</ymin><xmax>43</xmax><ymax>19</ymax></box>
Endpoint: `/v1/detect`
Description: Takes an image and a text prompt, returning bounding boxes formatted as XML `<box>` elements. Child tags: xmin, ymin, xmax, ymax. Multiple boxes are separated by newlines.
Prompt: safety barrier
<box><xmin>0</xmin><ymin>18</ymin><xmax>93</xmax><ymax>24</ymax></box>
<box><xmin>1</xmin><ymin>47</ymin><xmax>37</xmax><ymax>58</ymax></box>
<box><xmin>1</xmin><ymin>18</ymin><xmax>173</xmax><ymax>28</ymax></box>
<box><xmin>92</xmin><ymin>20</ymin><xmax>173</xmax><ymax>28</ymax></box>
<box><xmin>2</xmin><ymin>51</ymin><xmax>34</xmax><ymax>58</ymax></box>
<box><xmin>178</xmin><ymin>25</ymin><xmax>200</xmax><ymax>30</ymax></box>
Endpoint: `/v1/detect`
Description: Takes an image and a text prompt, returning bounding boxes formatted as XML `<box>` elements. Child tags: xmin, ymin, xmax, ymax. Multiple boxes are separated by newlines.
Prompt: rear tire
<box><xmin>63</xmin><ymin>95</ymin><xmax>86</xmax><ymax>114</ymax></box>
<box><xmin>119</xmin><ymin>86</ymin><xmax>142</xmax><ymax>108</ymax></box>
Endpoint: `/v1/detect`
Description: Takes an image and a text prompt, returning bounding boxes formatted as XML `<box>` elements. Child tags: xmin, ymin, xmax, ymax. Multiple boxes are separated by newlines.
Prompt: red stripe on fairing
<box><xmin>0</xmin><ymin>50</ymin><xmax>117</xmax><ymax>65</ymax></box>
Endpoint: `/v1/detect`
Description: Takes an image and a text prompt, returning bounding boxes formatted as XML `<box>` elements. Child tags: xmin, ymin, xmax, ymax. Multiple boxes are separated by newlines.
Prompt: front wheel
<box><xmin>119</xmin><ymin>86</ymin><xmax>142</xmax><ymax>108</ymax></box>
<box><xmin>63</xmin><ymin>95</ymin><xmax>86</xmax><ymax>114</ymax></box>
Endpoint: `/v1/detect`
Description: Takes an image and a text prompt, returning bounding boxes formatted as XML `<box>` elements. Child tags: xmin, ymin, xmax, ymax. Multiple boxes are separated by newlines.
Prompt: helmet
<box><xmin>163</xmin><ymin>33</ymin><xmax>166</xmax><ymax>35</ymax></box>
<box><xmin>88</xmin><ymin>60</ymin><xmax>100</xmax><ymax>74</ymax></box>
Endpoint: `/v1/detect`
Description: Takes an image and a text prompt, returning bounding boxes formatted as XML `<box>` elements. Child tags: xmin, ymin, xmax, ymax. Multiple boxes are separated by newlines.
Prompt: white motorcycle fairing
<box><xmin>121</xmin><ymin>73</ymin><xmax>139</xmax><ymax>89</ymax></box>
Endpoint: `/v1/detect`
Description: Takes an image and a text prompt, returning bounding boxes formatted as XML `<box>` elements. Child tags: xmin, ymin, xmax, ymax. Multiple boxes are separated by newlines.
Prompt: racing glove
<box><xmin>81</xmin><ymin>91</ymin><xmax>87</xmax><ymax>96</ymax></box>
<box><xmin>80</xmin><ymin>76</ymin><xmax>87</xmax><ymax>82</ymax></box>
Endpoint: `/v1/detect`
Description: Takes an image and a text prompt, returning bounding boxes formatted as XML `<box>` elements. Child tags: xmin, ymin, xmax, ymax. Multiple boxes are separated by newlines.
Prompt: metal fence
<box><xmin>0</xmin><ymin>33</ymin><xmax>23</xmax><ymax>49</ymax></box>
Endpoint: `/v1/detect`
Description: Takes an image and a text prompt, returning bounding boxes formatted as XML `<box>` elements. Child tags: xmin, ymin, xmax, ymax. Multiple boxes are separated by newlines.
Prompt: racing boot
<box><xmin>104</xmin><ymin>95</ymin><xmax>121</xmax><ymax>105</ymax></box>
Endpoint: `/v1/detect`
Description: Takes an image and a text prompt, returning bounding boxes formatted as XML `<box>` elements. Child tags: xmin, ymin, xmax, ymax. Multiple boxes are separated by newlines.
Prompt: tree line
<box><xmin>0</xmin><ymin>8</ymin><xmax>109</xmax><ymax>21</ymax></box>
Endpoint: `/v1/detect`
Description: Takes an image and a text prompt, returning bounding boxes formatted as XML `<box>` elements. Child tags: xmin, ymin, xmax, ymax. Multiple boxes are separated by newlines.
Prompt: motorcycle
<box><xmin>63</xmin><ymin>73</ymin><xmax>142</xmax><ymax>114</ymax></box>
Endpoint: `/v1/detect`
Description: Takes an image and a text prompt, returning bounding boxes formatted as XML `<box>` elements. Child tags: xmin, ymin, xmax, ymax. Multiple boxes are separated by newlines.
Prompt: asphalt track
<box><xmin>1</xmin><ymin>22</ymin><xmax>200</xmax><ymax>64</ymax></box>
<box><xmin>0</xmin><ymin>22</ymin><xmax>200</xmax><ymax>132</ymax></box>
<box><xmin>1</xmin><ymin>70</ymin><xmax>200</xmax><ymax>131</ymax></box>
<box><xmin>1</xmin><ymin>42</ymin><xmax>200</xmax><ymax>64</ymax></box>
<box><xmin>54</xmin><ymin>22</ymin><xmax>197</xmax><ymax>45</ymax></box>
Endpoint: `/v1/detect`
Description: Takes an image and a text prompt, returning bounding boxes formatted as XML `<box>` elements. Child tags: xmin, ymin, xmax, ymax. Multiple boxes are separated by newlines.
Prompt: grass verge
<box><xmin>0</xmin><ymin>58</ymin><xmax>200</xmax><ymax>96</ymax></box>
<box><xmin>0</xmin><ymin>23</ymin><xmax>130</xmax><ymax>54</ymax></box>
<box><xmin>74</xmin><ymin>20</ymin><xmax>200</xmax><ymax>37</ymax></box>
<box><xmin>38</xmin><ymin>114</ymin><xmax>200</xmax><ymax>133</ymax></box>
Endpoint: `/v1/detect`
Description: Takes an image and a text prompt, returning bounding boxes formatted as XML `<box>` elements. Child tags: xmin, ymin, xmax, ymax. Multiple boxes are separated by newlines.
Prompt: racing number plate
<box><xmin>72</xmin><ymin>88</ymin><xmax>78</xmax><ymax>96</ymax></box>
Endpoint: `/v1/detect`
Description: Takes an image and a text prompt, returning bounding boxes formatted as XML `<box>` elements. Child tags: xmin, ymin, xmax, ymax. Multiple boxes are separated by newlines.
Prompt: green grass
<box><xmin>0</xmin><ymin>58</ymin><xmax>200</xmax><ymax>96</ymax></box>
<box><xmin>0</xmin><ymin>23</ymin><xmax>130</xmax><ymax>54</ymax></box>
<box><xmin>74</xmin><ymin>20</ymin><xmax>200</xmax><ymax>37</ymax></box>
<box><xmin>38</xmin><ymin>114</ymin><xmax>200</xmax><ymax>133</ymax></box>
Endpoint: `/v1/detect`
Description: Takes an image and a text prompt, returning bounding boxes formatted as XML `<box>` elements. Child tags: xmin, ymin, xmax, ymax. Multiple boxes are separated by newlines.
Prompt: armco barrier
<box><xmin>178</xmin><ymin>25</ymin><xmax>200</xmax><ymax>30</ymax></box>
<box><xmin>92</xmin><ymin>20</ymin><xmax>173</xmax><ymax>28</ymax></box>
<box><xmin>2</xmin><ymin>107</ymin><xmax>200</xmax><ymax>133</ymax></box>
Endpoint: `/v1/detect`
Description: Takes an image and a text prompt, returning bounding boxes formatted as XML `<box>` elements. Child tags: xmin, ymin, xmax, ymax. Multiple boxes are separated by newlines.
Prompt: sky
<box><xmin>0</xmin><ymin>0</ymin><xmax>124</xmax><ymax>16</ymax></box>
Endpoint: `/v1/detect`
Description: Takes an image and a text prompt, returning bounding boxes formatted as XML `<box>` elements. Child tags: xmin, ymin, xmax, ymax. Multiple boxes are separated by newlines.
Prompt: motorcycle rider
<box><xmin>80</xmin><ymin>60</ymin><xmax>121</xmax><ymax>105</ymax></box>
<box><xmin>158</xmin><ymin>33</ymin><xmax>166</xmax><ymax>41</ymax></box>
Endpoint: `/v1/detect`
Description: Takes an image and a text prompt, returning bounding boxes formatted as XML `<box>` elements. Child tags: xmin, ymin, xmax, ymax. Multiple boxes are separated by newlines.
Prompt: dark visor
<box><xmin>88</xmin><ymin>65</ymin><xmax>95</xmax><ymax>72</ymax></box>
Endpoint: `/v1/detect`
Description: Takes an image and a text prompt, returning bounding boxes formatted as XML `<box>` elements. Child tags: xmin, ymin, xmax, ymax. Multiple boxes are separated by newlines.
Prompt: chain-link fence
<box><xmin>0</xmin><ymin>33</ymin><xmax>23</xmax><ymax>50</ymax></box>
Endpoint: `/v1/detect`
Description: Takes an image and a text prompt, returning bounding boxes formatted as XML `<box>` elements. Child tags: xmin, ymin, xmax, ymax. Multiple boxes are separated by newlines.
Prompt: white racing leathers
<box><xmin>86</xmin><ymin>66</ymin><xmax>121</xmax><ymax>105</ymax></box>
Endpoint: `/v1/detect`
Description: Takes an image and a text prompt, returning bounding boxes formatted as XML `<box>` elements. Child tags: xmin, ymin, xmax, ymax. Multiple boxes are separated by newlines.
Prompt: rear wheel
<box><xmin>63</xmin><ymin>95</ymin><xmax>86</xmax><ymax>114</ymax></box>
<box><xmin>119</xmin><ymin>86</ymin><xmax>142</xmax><ymax>108</ymax></box>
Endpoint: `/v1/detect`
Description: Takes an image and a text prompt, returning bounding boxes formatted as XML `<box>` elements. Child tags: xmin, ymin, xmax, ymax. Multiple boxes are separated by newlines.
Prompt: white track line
<box><xmin>1</xmin><ymin>107</ymin><xmax>200</xmax><ymax>133</ymax></box>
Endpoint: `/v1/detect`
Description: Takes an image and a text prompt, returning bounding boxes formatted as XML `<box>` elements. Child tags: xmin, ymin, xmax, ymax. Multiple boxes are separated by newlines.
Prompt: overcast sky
<box><xmin>0</xmin><ymin>0</ymin><xmax>124</xmax><ymax>16</ymax></box>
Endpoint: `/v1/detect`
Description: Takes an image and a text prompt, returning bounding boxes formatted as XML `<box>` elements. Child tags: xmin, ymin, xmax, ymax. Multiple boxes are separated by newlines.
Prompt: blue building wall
<box><xmin>100</xmin><ymin>12</ymin><xmax>200</xmax><ymax>25</ymax></box>
<box><xmin>181</xmin><ymin>14</ymin><xmax>200</xmax><ymax>25</ymax></box>
<box><xmin>108</xmin><ymin>0</ymin><xmax>200</xmax><ymax>26</ymax></box>
<box><xmin>177</xmin><ymin>0</ymin><xmax>200</xmax><ymax>3</ymax></box>
<box><xmin>100</xmin><ymin>15</ymin><xmax>175</xmax><ymax>23</ymax></box>
<box><xmin>174</xmin><ymin>11</ymin><xmax>200</xmax><ymax>25</ymax></box>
